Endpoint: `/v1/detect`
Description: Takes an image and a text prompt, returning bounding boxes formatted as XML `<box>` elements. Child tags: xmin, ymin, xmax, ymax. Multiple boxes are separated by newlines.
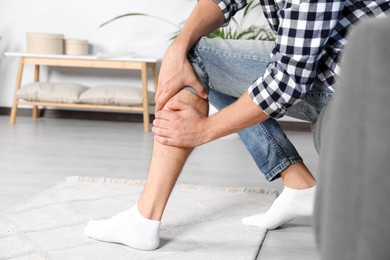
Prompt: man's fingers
<box><xmin>155</xmin><ymin>109</ymin><xmax>173</xmax><ymax>120</ymax></box>
<box><xmin>152</xmin><ymin>125</ymin><xmax>176</xmax><ymax>146</ymax></box>
<box><xmin>155</xmin><ymin>90</ymin><xmax>172</xmax><ymax>112</ymax></box>
<box><xmin>167</xmin><ymin>100</ymin><xmax>189</xmax><ymax>111</ymax></box>
<box><xmin>154</xmin><ymin>90</ymin><xmax>166</xmax><ymax>111</ymax></box>
<box><xmin>152</xmin><ymin>118</ymin><xmax>170</xmax><ymax>129</ymax></box>
<box><xmin>191</xmin><ymin>79</ymin><xmax>208</xmax><ymax>99</ymax></box>
<box><xmin>152</xmin><ymin>124</ymin><xmax>169</xmax><ymax>137</ymax></box>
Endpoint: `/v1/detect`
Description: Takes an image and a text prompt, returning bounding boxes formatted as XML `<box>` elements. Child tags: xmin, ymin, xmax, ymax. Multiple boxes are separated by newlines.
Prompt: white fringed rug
<box><xmin>0</xmin><ymin>176</ymin><xmax>277</xmax><ymax>260</ymax></box>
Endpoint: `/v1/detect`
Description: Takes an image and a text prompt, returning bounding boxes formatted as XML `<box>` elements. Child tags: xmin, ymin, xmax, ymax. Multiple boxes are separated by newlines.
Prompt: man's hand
<box><xmin>152</xmin><ymin>100</ymin><xmax>210</xmax><ymax>148</ymax></box>
<box><xmin>155</xmin><ymin>45</ymin><xmax>208</xmax><ymax>112</ymax></box>
<box><xmin>154</xmin><ymin>0</ymin><xmax>224</xmax><ymax>111</ymax></box>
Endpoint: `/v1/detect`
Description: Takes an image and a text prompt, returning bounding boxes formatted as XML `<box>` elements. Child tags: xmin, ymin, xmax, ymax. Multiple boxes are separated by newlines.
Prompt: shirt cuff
<box><xmin>248</xmin><ymin>80</ymin><xmax>287</xmax><ymax>119</ymax></box>
<box><xmin>213</xmin><ymin>0</ymin><xmax>231</xmax><ymax>26</ymax></box>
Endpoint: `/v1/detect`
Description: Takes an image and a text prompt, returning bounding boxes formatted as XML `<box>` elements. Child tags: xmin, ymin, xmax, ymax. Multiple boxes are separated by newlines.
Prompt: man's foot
<box><xmin>85</xmin><ymin>204</ymin><xmax>160</xmax><ymax>250</ymax></box>
<box><xmin>242</xmin><ymin>185</ymin><xmax>316</xmax><ymax>230</ymax></box>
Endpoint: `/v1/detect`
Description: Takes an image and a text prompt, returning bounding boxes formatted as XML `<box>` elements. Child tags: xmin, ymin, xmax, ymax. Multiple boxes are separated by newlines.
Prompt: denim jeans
<box><xmin>188</xmin><ymin>37</ymin><xmax>333</xmax><ymax>181</ymax></box>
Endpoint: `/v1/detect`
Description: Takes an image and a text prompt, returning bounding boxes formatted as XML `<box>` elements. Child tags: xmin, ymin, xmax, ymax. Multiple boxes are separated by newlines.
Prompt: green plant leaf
<box><xmin>99</xmin><ymin>13</ymin><xmax>180</xmax><ymax>29</ymax></box>
<box><xmin>99</xmin><ymin>0</ymin><xmax>276</xmax><ymax>42</ymax></box>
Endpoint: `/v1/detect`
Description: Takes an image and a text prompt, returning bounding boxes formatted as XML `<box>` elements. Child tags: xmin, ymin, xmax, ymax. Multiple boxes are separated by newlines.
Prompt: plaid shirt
<box><xmin>214</xmin><ymin>0</ymin><xmax>390</xmax><ymax>118</ymax></box>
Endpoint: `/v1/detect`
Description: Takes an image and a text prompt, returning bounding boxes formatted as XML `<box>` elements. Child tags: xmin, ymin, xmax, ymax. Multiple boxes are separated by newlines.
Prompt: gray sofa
<box><xmin>314</xmin><ymin>17</ymin><xmax>390</xmax><ymax>259</ymax></box>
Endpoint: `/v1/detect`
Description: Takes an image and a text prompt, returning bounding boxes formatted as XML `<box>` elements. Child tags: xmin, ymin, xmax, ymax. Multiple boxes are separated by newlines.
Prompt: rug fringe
<box><xmin>66</xmin><ymin>176</ymin><xmax>146</xmax><ymax>186</ymax></box>
<box><xmin>67</xmin><ymin>176</ymin><xmax>278</xmax><ymax>195</ymax></box>
<box><xmin>175</xmin><ymin>183</ymin><xmax>278</xmax><ymax>195</ymax></box>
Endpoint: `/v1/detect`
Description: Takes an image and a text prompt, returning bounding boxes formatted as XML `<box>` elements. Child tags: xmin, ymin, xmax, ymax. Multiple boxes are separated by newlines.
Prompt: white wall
<box><xmin>0</xmin><ymin>0</ymin><xmax>196</xmax><ymax>107</ymax></box>
<box><xmin>0</xmin><ymin>0</ymin><xmax>301</xmax><ymax>122</ymax></box>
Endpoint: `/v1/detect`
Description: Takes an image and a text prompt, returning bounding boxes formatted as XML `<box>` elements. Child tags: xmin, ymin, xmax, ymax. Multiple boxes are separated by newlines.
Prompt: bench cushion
<box><xmin>17</xmin><ymin>82</ymin><xmax>89</xmax><ymax>103</ymax></box>
<box><xmin>79</xmin><ymin>85</ymin><xmax>154</xmax><ymax>106</ymax></box>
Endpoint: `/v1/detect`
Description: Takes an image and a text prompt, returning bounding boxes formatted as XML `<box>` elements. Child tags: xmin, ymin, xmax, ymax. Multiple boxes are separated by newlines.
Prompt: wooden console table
<box><xmin>5</xmin><ymin>52</ymin><xmax>160</xmax><ymax>132</ymax></box>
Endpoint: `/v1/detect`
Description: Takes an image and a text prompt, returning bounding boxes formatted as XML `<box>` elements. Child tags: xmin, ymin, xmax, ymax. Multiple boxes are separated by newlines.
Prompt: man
<box><xmin>85</xmin><ymin>0</ymin><xmax>390</xmax><ymax>250</ymax></box>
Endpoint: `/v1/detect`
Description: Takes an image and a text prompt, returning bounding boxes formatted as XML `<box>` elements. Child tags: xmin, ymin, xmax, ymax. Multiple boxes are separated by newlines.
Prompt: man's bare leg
<box><xmin>281</xmin><ymin>162</ymin><xmax>317</xmax><ymax>189</ymax></box>
<box><xmin>138</xmin><ymin>89</ymin><xmax>209</xmax><ymax>221</ymax></box>
<box><xmin>85</xmin><ymin>89</ymin><xmax>208</xmax><ymax>250</ymax></box>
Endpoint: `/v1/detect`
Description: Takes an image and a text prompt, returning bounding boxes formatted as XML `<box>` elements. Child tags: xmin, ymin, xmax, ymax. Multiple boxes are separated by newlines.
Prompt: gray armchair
<box><xmin>314</xmin><ymin>17</ymin><xmax>390</xmax><ymax>259</ymax></box>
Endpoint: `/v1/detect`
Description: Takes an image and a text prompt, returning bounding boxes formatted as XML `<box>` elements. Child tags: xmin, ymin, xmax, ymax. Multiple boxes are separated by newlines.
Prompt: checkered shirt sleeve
<box><xmin>247</xmin><ymin>0</ymin><xmax>348</xmax><ymax>118</ymax></box>
<box><xmin>213</xmin><ymin>0</ymin><xmax>248</xmax><ymax>26</ymax></box>
<box><xmin>213</xmin><ymin>0</ymin><xmax>390</xmax><ymax>118</ymax></box>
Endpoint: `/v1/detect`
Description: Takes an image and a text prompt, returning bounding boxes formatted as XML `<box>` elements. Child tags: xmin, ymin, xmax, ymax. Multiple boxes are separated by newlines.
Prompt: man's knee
<box><xmin>163</xmin><ymin>89</ymin><xmax>209</xmax><ymax>116</ymax></box>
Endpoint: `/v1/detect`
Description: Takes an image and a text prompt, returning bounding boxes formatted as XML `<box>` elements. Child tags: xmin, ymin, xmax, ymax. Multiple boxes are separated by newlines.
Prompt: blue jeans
<box><xmin>188</xmin><ymin>37</ymin><xmax>333</xmax><ymax>181</ymax></box>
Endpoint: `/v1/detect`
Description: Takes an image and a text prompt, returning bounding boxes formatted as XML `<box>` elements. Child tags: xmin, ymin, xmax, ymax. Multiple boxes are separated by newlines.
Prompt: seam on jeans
<box><xmin>298</xmin><ymin>101</ymin><xmax>312</xmax><ymax>122</ymax></box>
<box><xmin>307</xmin><ymin>92</ymin><xmax>334</xmax><ymax>97</ymax></box>
<box><xmin>265</xmin><ymin>156</ymin><xmax>303</xmax><ymax>181</ymax></box>
<box><xmin>188</xmin><ymin>47</ymin><xmax>212</xmax><ymax>89</ymax></box>
<box><xmin>265</xmin><ymin>159</ymin><xmax>291</xmax><ymax>181</ymax></box>
<box><xmin>257</xmin><ymin>122</ymin><xmax>302</xmax><ymax>182</ymax></box>
<box><xmin>258</xmin><ymin>123</ymin><xmax>287</xmax><ymax>160</ymax></box>
<box><xmin>289</xmin><ymin>156</ymin><xmax>303</xmax><ymax>165</ymax></box>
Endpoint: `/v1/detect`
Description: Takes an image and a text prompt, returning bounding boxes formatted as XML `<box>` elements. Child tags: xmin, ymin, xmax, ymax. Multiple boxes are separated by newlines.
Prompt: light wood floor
<box><xmin>0</xmin><ymin>116</ymin><xmax>320</xmax><ymax>259</ymax></box>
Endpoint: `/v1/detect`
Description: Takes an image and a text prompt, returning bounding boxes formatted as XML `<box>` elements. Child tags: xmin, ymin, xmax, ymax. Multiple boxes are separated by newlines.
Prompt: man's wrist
<box><xmin>203</xmin><ymin>92</ymin><xmax>270</xmax><ymax>143</ymax></box>
<box><xmin>203</xmin><ymin>114</ymin><xmax>227</xmax><ymax>143</ymax></box>
<box><xmin>166</xmin><ymin>41</ymin><xmax>187</xmax><ymax>58</ymax></box>
<box><xmin>170</xmin><ymin>32</ymin><xmax>196</xmax><ymax>56</ymax></box>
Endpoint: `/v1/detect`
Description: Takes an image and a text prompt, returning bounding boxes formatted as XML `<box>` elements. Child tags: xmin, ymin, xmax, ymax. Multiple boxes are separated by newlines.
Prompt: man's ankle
<box><xmin>280</xmin><ymin>162</ymin><xmax>317</xmax><ymax>189</ymax></box>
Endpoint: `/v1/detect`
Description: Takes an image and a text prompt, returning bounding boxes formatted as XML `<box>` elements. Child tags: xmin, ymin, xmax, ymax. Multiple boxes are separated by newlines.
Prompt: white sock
<box><xmin>242</xmin><ymin>185</ymin><xmax>316</xmax><ymax>230</ymax></box>
<box><xmin>84</xmin><ymin>204</ymin><xmax>160</xmax><ymax>250</ymax></box>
